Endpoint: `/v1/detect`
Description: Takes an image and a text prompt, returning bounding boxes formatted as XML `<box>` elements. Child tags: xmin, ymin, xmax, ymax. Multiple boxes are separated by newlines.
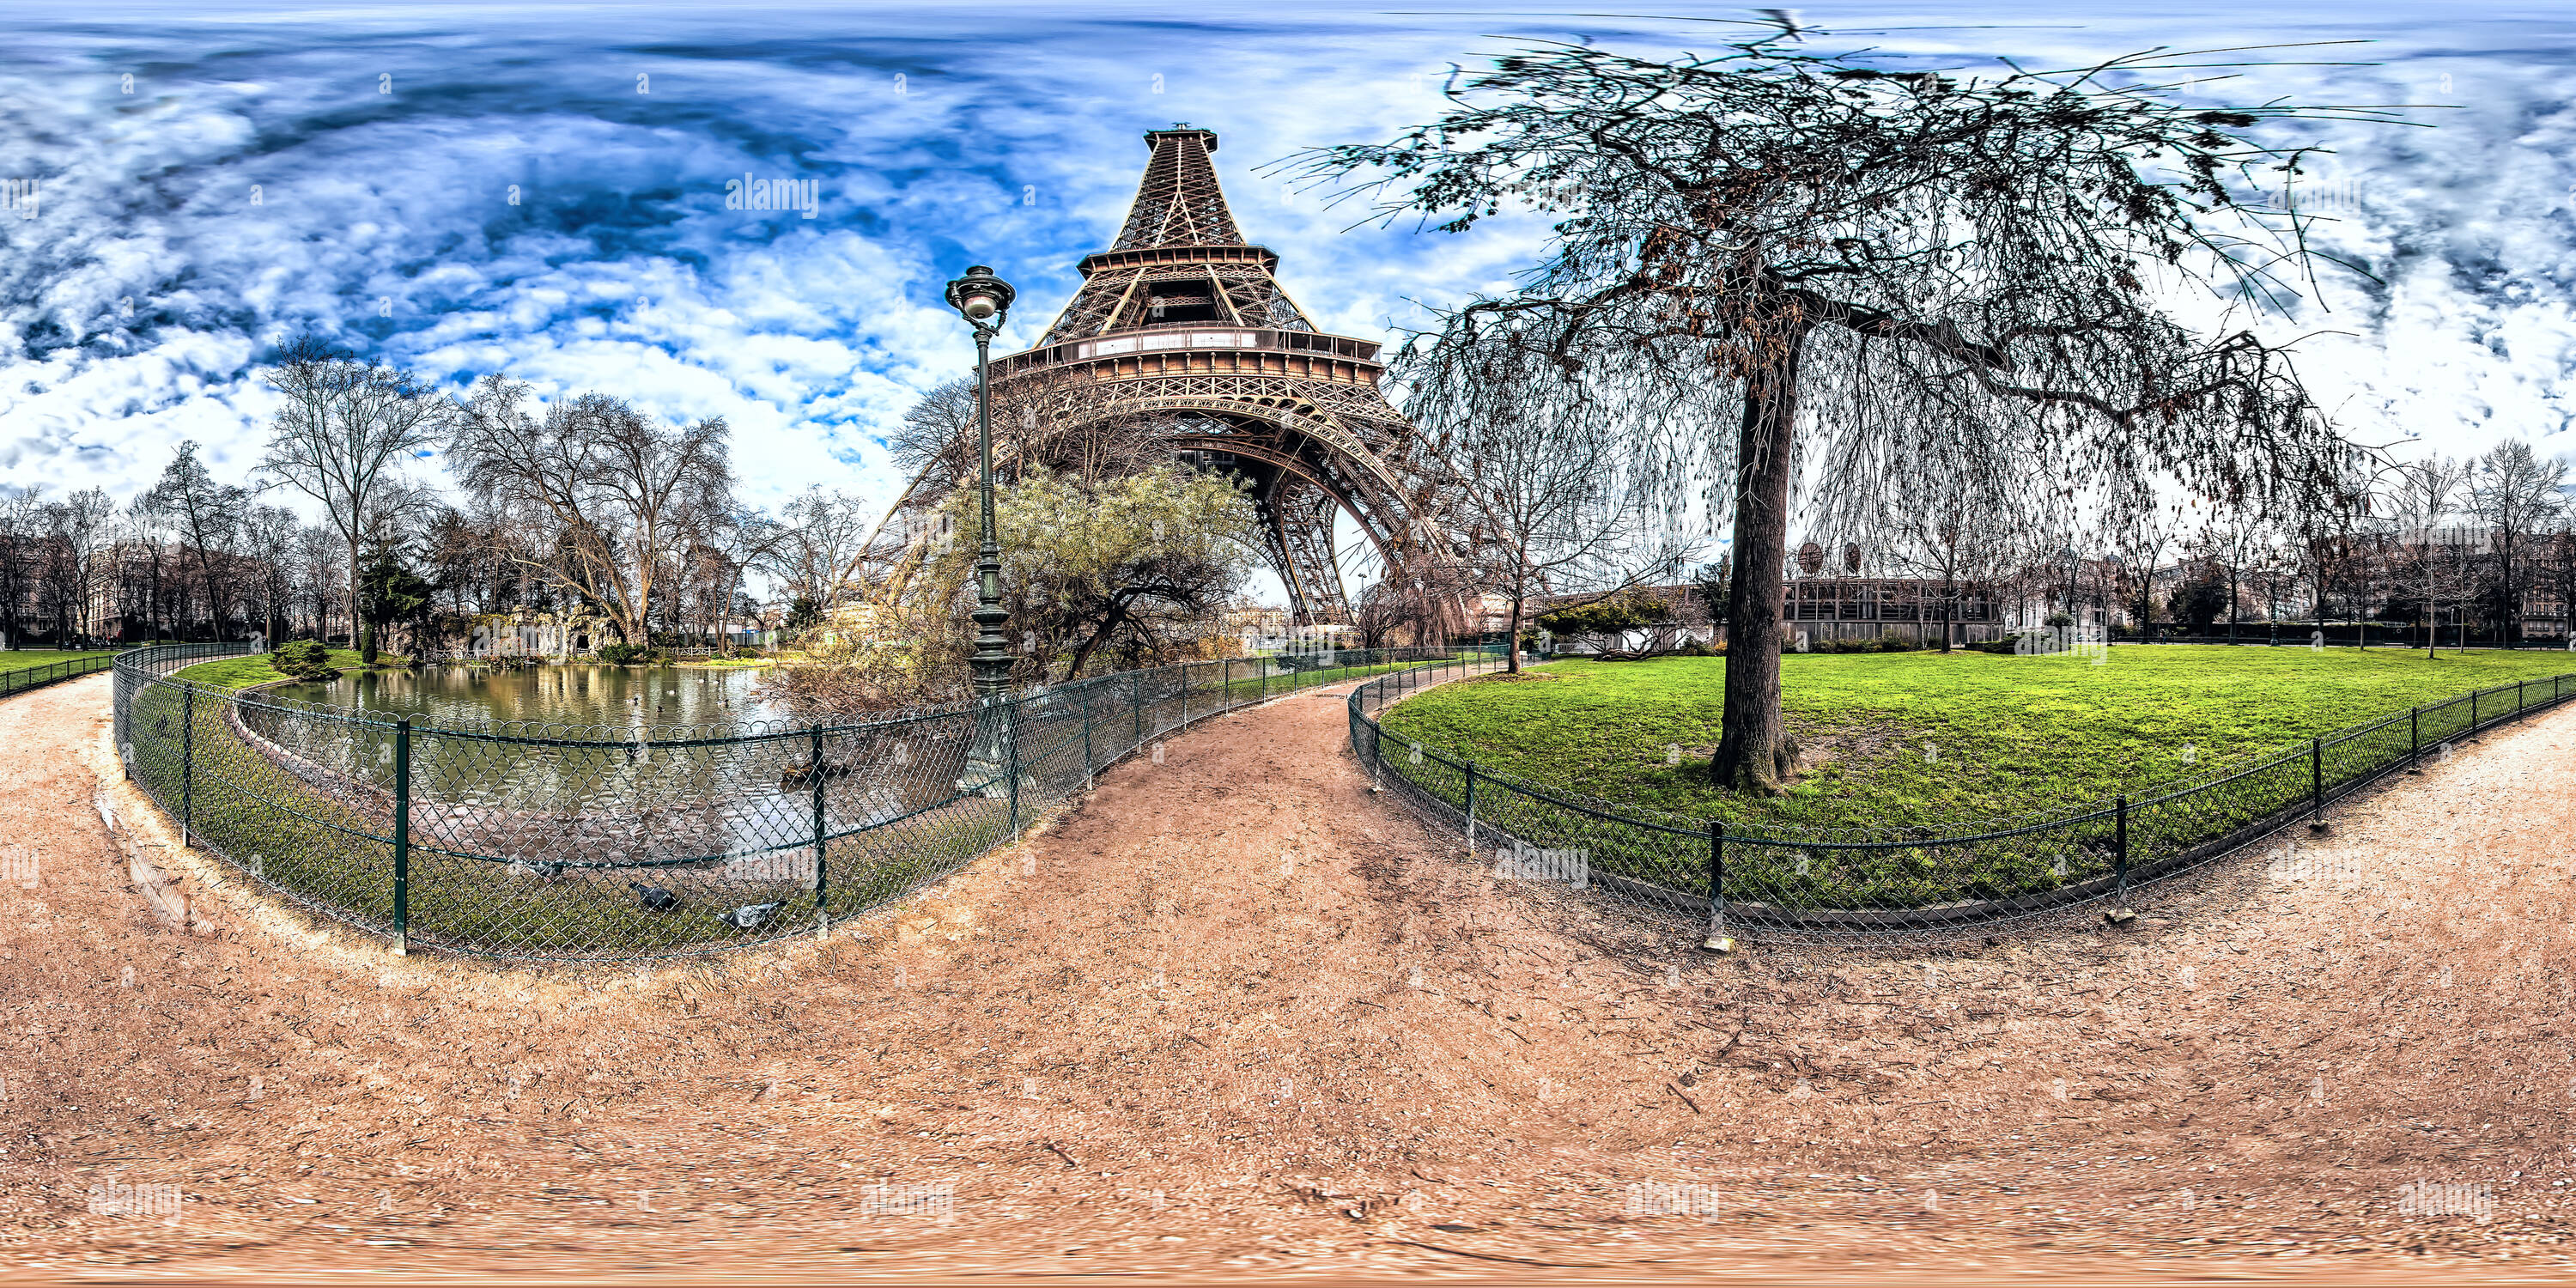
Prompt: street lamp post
<box><xmin>945</xmin><ymin>264</ymin><xmax>1017</xmax><ymax>794</ymax></box>
<box><xmin>945</xmin><ymin>264</ymin><xmax>1018</xmax><ymax>698</ymax></box>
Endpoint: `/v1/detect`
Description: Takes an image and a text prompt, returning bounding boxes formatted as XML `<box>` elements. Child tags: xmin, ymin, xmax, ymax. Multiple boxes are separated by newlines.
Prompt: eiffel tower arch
<box><xmin>980</xmin><ymin>127</ymin><xmax>1462</xmax><ymax>628</ymax></box>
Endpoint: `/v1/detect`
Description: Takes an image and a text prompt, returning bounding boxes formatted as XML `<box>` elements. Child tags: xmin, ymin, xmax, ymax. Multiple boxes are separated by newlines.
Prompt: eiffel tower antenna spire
<box><xmin>1110</xmin><ymin>126</ymin><xmax>1242</xmax><ymax>250</ymax></box>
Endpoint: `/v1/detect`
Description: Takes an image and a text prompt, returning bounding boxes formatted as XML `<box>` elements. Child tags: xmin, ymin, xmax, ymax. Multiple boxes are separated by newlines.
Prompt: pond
<box><xmin>236</xmin><ymin>661</ymin><xmax>948</xmax><ymax>884</ymax></box>
<box><xmin>273</xmin><ymin>663</ymin><xmax>787</xmax><ymax>732</ymax></box>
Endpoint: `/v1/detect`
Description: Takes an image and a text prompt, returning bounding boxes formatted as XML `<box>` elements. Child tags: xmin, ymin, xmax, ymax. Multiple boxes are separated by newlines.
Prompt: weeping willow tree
<box><xmin>1293</xmin><ymin>31</ymin><xmax>2387</xmax><ymax>793</ymax></box>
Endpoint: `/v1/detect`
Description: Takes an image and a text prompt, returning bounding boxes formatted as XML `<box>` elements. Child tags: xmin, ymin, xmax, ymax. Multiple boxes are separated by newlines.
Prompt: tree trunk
<box><xmin>1504</xmin><ymin>582</ymin><xmax>1525</xmax><ymax>675</ymax></box>
<box><xmin>1065</xmin><ymin>594</ymin><xmax>1135</xmax><ymax>680</ymax></box>
<box><xmin>2503</xmin><ymin>544</ymin><xmax>2516</xmax><ymax>647</ymax></box>
<box><xmin>1710</xmin><ymin>341</ymin><xmax>1804</xmax><ymax>793</ymax></box>
<box><xmin>350</xmin><ymin>544</ymin><xmax>374</xmax><ymax>664</ymax></box>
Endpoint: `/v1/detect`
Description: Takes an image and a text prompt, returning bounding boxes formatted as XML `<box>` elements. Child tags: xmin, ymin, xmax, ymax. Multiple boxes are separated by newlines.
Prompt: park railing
<box><xmin>1350</xmin><ymin>659</ymin><xmax>2576</xmax><ymax>942</ymax></box>
<box><xmin>112</xmin><ymin>641</ymin><xmax>1501</xmax><ymax>962</ymax></box>
<box><xmin>0</xmin><ymin>652</ymin><xmax>114</xmax><ymax>700</ymax></box>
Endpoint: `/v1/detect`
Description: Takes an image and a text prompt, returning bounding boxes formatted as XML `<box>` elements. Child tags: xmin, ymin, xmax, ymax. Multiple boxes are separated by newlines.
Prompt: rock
<box><xmin>2103</xmin><ymin>908</ymin><xmax>2138</xmax><ymax>929</ymax></box>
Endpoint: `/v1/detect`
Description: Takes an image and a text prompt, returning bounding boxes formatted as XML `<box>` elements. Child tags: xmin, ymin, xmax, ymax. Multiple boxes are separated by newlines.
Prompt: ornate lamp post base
<box><xmin>959</xmin><ymin>696</ymin><xmax>1014</xmax><ymax>798</ymax></box>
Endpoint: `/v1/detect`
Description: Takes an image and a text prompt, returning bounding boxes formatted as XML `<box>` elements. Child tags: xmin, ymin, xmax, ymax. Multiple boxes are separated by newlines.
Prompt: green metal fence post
<box><xmin>2410</xmin><ymin>706</ymin><xmax>2421</xmax><ymax>773</ymax></box>
<box><xmin>2309</xmin><ymin>737</ymin><xmax>2324</xmax><ymax>832</ymax></box>
<box><xmin>2113</xmin><ymin>793</ymin><xmax>2129</xmax><ymax>904</ymax></box>
<box><xmin>1260</xmin><ymin>655</ymin><xmax>1267</xmax><ymax>701</ymax></box>
<box><xmin>1006</xmin><ymin>695</ymin><xmax>1023</xmax><ymax>834</ymax></box>
<box><xmin>1464</xmin><ymin>759</ymin><xmax>1479</xmax><ymax>855</ymax></box>
<box><xmin>179</xmin><ymin>684</ymin><xmax>195</xmax><ymax>848</ymax></box>
<box><xmin>2471</xmin><ymin>688</ymin><xmax>2479</xmax><ymax>731</ymax></box>
<box><xmin>1081</xmin><ymin>683</ymin><xmax>1095</xmax><ymax>790</ymax></box>
<box><xmin>392</xmin><ymin>716</ymin><xmax>411</xmax><ymax>955</ymax></box>
<box><xmin>811</xmin><ymin>726</ymin><xmax>829</xmax><ymax>928</ymax></box>
<box><xmin>1181</xmin><ymin>661</ymin><xmax>1191</xmax><ymax>726</ymax></box>
<box><xmin>1133</xmin><ymin>667</ymin><xmax>1144</xmax><ymax>748</ymax></box>
<box><xmin>1702</xmin><ymin>818</ymin><xmax>1729</xmax><ymax>952</ymax></box>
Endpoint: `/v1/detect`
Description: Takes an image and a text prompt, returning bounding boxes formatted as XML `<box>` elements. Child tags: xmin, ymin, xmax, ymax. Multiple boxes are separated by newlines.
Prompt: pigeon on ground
<box><xmin>717</xmin><ymin>902</ymin><xmax>784</xmax><ymax>930</ymax></box>
<box><xmin>629</xmin><ymin>882</ymin><xmax>682</xmax><ymax>912</ymax></box>
<box><xmin>507</xmin><ymin>860</ymin><xmax>566</xmax><ymax>878</ymax></box>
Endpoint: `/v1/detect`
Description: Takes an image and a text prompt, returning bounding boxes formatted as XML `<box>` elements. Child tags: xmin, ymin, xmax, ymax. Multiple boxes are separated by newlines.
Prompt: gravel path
<box><xmin>2</xmin><ymin>669</ymin><xmax>2572</xmax><ymax>1281</ymax></box>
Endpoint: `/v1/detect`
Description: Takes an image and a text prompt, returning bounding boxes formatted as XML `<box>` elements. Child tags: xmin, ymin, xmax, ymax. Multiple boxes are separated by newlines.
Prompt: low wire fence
<box><xmin>1350</xmin><ymin>658</ymin><xmax>2576</xmax><ymax>941</ymax></box>
<box><xmin>112</xmin><ymin>642</ymin><xmax>1497</xmax><ymax>961</ymax></box>
<box><xmin>0</xmin><ymin>652</ymin><xmax>114</xmax><ymax>700</ymax></box>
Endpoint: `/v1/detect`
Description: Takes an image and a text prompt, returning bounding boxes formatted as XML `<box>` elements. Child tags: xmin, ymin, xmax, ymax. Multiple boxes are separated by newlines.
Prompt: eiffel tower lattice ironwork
<box><xmin>979</xmin><ymin>126</ymin><xmax>1464</xmax><ymax>627</ymax></box>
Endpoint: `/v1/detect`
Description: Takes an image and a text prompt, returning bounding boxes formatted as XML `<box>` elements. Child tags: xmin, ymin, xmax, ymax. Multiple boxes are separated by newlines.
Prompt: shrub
<box><xmin>1813</xmin><ymin>634</ymin><xmax>1907</xmax><ymax>654</ymax></box>
<box><xmin>271</xmin><ymin>640</ymin><xmax>341</xmax><ymax>682</ymax></box>
<box><xmin>597</xmin><ymin>642</ymin><xmax>667</xmax><ymax>665</ymax></box>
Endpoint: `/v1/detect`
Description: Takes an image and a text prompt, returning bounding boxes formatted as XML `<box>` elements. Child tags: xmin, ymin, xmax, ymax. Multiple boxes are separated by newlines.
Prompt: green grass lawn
<box><xmin>0</xmin><ymin>649</ymin><xmax>115</xmax><ymax>675</ymax></box>
<box><xmin>175</xmin><ymin>648</ymin><xmax>393</xmax><ymax>690</ymax></box>
<box><xmin>1376</xmin><ymin>645</ymin><xmax>2576</xmax><ymax>835</ymax></box>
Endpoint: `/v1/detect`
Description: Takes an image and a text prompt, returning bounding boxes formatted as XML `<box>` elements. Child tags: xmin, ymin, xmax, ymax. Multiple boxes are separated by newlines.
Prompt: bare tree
<box><xmin>1825</xmin><ymin>452</ymin><xmax>2043</xmax><ymax>652</ymax></box>
<box><xmin>2384</xmin><ymin>457</ymin><xmax>2465</xmax><ymax>657</ymax></box>
<box><xmin>2199</xmin><ymin>510</ymin><xmax>2275</xmax><ymax>643</ymax></box>
<box><xmin>762</xmin><ymin>489</ymin><xmax>878</xmax><ymax>618</ymax></box>
<box><xmin>0</xmin><ymin>488</ymin><xmax>39</xmax><ymax>648</ymax></box>
<box><xmin>1404</xmin><ymin>331</ymin><xmax>1699</xmax><ymax>674</ymax></box>
<box><xmin>449</xmin><ymin>378</ymin><xmax>733</xmax><ymax>647</ymax></box>
<box><xmin>1349</xmin><ymin>580</ymin><xmax>1409</xmax><ymax>650</ymax></box>
<box><xmin>42</xmin><ymin>489</ymin><xmax>115</xmax><ymax>647</ymax></box>
<box><xmin>258</xmin><ymin>336</ymin><xmax>457</xmax><ymax>660</ymax></box>
<box><xmin>122</xmin><ymin>488</ymin><xmax>178</xmax><ymax>643</ymax></box>
<box><xmin>143</xmin><ymin>440</ymin><xmax>250</xmax><ymax>641</ymax></box>
<box><xmin>693</xmin><ymin>508</ymin><xmax>781</xmax><ymax>648</ymax></box>
<box><xmin>296</xmin><ymin>525</ymin><xmax>349</xmax><ymax>644</ymax></box>
<box><xmin>240</xmin><ymin>504</ymin><xmax>303</xmax><ymax>647</ymax></box>
<box><xmin>884</xmin><ymin>377</ymin><xmax>982</xmax><ymax>499</ymax></box>
<box><xmin>1296</xmin><ymin>34</ymin><xmax>2372</xmax><ymax>791</ymax></box>
<box><xmin>2465</xmin><ymin>440</ymin><xmax>2568</xmax><ymax>646</ymax></box>
<box><xmin>2103</xmin><ymin>485</ymin><xmax>2187</xmax><ymax>642</ymax></box>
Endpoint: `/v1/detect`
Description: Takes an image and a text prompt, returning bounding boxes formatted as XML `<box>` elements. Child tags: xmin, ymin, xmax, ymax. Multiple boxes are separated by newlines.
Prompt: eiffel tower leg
<box><xmin>1275</xmin><ymin>483</ymin><xmax>1350</xmax><ymax>626</ymax></box>
<box><xmin>1259</xmin><ymin>499</ymin><xmax>1314</xmax><ymax>627</ymax></box>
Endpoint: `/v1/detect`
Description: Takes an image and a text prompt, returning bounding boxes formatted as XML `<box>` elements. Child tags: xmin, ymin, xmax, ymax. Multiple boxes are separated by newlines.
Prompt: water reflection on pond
<box><xmin>274</xmin><ymin>663</ymin><xmax>785</xmax><ymax>732</ymax></box>
<box><xmin>251</xmin><ymin>662</ymin><xmax>933</xmax><ymax>867</ymax></box>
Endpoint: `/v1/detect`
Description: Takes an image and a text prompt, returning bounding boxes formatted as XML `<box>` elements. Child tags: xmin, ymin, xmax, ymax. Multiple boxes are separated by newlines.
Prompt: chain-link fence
<box><xmin>1351</xmin><ymin>659</ymin><xmax>2576</xmax><ymax>943</ymax></box>
<box><xmin>112</xmin><ymin>641</ymin><xmax>1498</xmax><ymax>961</ymax></box>
<box><xmin>2</xmin><ymin>652</ymin><xmax>113</xmax><ymax>699</ymax></box>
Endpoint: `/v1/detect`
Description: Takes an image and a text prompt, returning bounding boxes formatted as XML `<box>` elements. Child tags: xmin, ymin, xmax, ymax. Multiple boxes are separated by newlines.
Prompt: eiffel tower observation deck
<box><xmin>987</xmin><ymin>126</ymin><xmax>1460</xmax><ymax>628</ymax></box>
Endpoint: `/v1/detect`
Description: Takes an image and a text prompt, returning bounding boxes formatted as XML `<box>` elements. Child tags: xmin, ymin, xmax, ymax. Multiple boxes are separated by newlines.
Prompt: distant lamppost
<box><xmin>945</xmin><ymin>264</ymin><xmax>1017</xmax><ymax>699</ymax></box>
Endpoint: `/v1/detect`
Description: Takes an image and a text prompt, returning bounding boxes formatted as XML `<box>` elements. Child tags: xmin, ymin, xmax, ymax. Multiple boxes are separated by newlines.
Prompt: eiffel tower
<box><xmin>983</xmin><ymin>126</ymin><xmax>1460</xmax><ymax>627</ymax></box>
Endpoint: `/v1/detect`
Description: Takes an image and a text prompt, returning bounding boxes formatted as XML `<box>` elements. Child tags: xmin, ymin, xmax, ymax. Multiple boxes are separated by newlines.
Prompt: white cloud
<box><xmin>0</xmin><ymin>0</ymin><xmax>2569</xmax><ymax>574</ymax></box>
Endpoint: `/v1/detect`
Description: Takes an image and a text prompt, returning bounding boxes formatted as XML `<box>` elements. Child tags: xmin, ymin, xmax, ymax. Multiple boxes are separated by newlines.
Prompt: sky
<box><xmin>1</xmin><ymin>1</ymin><xmax>2573</xmax><ymax>599</ymax></box>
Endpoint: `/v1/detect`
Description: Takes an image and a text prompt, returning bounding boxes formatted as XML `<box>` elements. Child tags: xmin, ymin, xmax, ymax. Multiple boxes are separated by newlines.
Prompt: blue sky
<box><xmin>3</xmin><ymin>0</ymin><xmax>2573</xmax><ymax>583</ymax></box>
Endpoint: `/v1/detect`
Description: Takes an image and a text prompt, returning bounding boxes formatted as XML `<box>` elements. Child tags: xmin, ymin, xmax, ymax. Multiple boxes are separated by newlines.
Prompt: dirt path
<box><xmin>2</xmin><ymin>670</ymin><xmax>2573</xmax><ymax>1282</ymax></box>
